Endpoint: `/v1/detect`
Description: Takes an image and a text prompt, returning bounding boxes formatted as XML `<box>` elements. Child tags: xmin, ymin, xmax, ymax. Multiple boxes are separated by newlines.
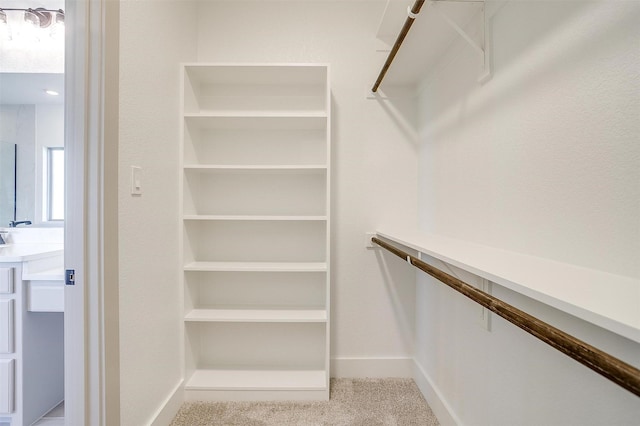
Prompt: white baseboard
<box><xmin>412</xmin><ymin>360</ymin><xmax>462</xmax><ymax>426</ymax></box>
<box><xmin>149</xmin><ymin>380</ymin><xmax>184</xmax><ymax>426</ymax></box>
<box><xmin>331</xmin><ymin>357</ymin><xmax>414</xmax><ymax>378</ymax></box>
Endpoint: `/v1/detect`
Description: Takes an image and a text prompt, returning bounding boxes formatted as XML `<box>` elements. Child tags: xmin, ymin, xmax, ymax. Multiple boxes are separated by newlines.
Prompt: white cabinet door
<box><xmin>0</xmin><ymin>268</ymin><xmax>13</xmax><ymax>294</ymax></box>
<box><xmin>0</xmin><ymin>359</ymin><xmax>14</xmax><ymax>414</ymax></box>
<box><xmin>0</xmin><ymin>300</ymin><xmax>14</xmax><ymax>353</ymax></box>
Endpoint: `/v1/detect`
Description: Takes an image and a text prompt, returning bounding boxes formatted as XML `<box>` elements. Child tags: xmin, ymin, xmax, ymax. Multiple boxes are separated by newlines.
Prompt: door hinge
<box><xmin>65</xmin><ymin>269</ymin><xmax>75</xmax><ymax>285</ymax></box>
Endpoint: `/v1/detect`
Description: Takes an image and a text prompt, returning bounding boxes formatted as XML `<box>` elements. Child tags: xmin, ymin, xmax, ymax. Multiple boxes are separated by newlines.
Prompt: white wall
<box><xmin>417</xmin><ymin>0</ymin><xmax>639</xmax><ymax>278</ymax></box>
<box><xmin>415</xmin><ymin>1</ymin><xmax>640</xmax><ymax>424</ymax></box>
<box><xmin>196</xmin><ymin>0</ymin><xmax>419</xmax><ymax>375</ymax></box>
<box><xmin>118</xmin><ymin>1</ymin><xmax>197</xmax><ymax>424</ymax></box>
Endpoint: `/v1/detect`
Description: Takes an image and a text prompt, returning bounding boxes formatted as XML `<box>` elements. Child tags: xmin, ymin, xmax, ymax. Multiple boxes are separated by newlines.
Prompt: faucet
<box><xmin>9</xmin><ymin>220</ymin><xmax>32</xmax><ymax>227</ymax></box>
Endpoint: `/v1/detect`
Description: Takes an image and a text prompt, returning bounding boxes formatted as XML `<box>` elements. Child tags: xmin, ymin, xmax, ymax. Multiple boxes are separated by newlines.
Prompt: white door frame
<box><xmin>65</xmin><ymin>0</ymin><xmax>118</xmax><ymax>424</ymax></box>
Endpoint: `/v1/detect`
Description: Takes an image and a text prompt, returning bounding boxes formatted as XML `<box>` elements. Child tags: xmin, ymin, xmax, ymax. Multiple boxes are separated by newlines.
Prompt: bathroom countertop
<box><xmin>0</xmin><ymin>243</ymin><xmax>64</xmax><ymax>263</ymax></box>
<box><xmin>22</xmin><ymin>267</ymin><xmax>65</xmax><ymax>281</ymax></box>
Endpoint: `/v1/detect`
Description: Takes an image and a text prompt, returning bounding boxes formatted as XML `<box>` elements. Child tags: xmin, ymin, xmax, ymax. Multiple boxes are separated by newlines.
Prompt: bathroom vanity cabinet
<box><xmin>0</xmin><ymin>246</ymin><xmax>64</xmax><ymax>426</ymax></box>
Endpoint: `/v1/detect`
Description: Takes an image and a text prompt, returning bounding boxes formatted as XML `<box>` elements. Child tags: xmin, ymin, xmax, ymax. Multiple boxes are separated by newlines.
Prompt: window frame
<box><xmin>46</xmin><ymin>146</ymin><xmax>65</xmax><ymax>222</ymax></box>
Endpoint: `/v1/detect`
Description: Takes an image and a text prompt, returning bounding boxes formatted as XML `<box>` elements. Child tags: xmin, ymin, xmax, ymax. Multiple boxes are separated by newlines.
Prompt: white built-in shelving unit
<box><xmin>180</xmin><ymin>64</ymin><xmax>331</xmax><ymax>401</ymax></box>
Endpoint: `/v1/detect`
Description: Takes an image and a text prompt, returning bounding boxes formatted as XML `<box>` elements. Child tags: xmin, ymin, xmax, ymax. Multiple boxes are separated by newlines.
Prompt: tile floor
<box><xmin>33</xmin><ymin>401</ymin><xmax>64</xmax><ymax>426</ymax></box>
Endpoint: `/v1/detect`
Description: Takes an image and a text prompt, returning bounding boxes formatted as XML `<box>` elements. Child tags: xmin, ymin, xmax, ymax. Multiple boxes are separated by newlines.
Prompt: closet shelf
<box><xmin>184</xmin><ymin>262</ymin><xmax>328</xmax><ymax>272</ymax></box>
<box><xmin>184</xmin><ymin>308</ymin><xmax>327</xmax><ymax>323</ymax></box>
<box><xmin>183</xmin><ymin>165</ymin><xmax>327</xmax><ymax>174</ymax></box>
<box><xmin>183</xmin><ymin>114</ymin><xmax>327</xmax><ymax>131</ymax></box>
<box><xmin>183</xmin><ymin>215</ymin><xmax>327</xmax><ymax>221</ymax></box>
<box><xmin>185</xmin><ymin>369</ymin><xmax>327</xmax><ymax>391</ymax></box>
<box><xmin>374</xmin><ymin>0</ymin><xmax>487</xmax><ymax>89</ymax></box>
<box><xmin>184</xmin><ymin>111</ymin><xmax>326</xmax><ymax>119</ymax></box>
<box><xmin>376</xmin><ymin>228</ymin><xmax>640</xmax><ymax>343</ymax></box>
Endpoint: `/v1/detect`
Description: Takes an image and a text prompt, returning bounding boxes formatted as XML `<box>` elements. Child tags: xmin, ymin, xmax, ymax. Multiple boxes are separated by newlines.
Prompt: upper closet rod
<box><xmin>372</xmin><ymin>0</ymin><xmax>426</xmax><ymax>93</ymax></box>
<box><xmin>371</xmin><ymin>236</ymin><xmax>640</xmax><ymax>398</ymax></box>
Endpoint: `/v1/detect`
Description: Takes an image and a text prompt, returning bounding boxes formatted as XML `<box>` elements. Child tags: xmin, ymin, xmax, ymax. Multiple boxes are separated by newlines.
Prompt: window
<box><xmin>47</xmin><ymin>147</ymin><xmax>64</xmax><ymax>221</ymax></box>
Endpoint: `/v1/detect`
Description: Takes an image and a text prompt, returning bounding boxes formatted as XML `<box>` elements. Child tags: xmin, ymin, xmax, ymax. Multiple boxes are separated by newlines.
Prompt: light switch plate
<box><xmin>131</xmin><ymin>166</ymin><xmax>142</xmax><ymax>195</ymax></box>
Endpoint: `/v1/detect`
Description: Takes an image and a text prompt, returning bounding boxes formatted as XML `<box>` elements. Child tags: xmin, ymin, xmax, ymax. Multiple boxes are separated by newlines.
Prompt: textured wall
<box><xmin>415</xmin><ymin>1</ymin><xmax>640</xmax><ymax>424</ymax></box>
<box><xmin>118</xmin><ymin>1</ymin><xmax>197</xmax><ymax>424</ymax></box>
<box><xmin>417</xmin><ymin>0</ymin><xmax>640</xmax><ymax>278</ymax></box>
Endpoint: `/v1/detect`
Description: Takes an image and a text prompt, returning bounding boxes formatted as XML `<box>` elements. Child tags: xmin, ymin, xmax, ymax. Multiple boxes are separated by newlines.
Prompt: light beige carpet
<box><xmin>170</xmin><ymin>378</ymin><xmax>439</xmax><ymax>426</ymax></box>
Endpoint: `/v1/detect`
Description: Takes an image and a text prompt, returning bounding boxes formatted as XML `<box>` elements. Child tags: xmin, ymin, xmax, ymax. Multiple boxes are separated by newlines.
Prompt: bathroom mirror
<box><xmin>0</xmin><ymin>73</ymin><xmax>65</xmax><ymax>227</ymax></box>
<box><xmin>0</xmin><ymin>142</ymin><xmax>16</xmax><ymax>226</ymax></box>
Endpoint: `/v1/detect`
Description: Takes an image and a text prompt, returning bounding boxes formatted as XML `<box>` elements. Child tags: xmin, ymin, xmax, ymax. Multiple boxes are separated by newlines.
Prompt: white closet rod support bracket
<box><xmin>430</xmin><ymin>1</ymin><xmax>492</xmax><ymax>83</ymax></box>
<box><xmin>365</xmin><ymin>232</ymin><xmax>380</xmax><ymax>249</ymax></box>
<box><xmin>407</xmin><ymin>5</ymin><xmax>420</xmax><ymax>19</ymax></box>
<box><xmin>430</xmin><ymin>1</ymin><xmax>483</xmax><ymax>55</ymax></box>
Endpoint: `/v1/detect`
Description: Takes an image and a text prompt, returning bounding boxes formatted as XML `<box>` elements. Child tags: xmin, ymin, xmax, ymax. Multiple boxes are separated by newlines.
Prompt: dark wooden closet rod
<box><xmin>372</xmin><ymin>0</ymin><xmax>426</xmax><ymax>93</ymax></box>
<box><xmin>371</xmin><ymin>236</ymin><xmax>640</xmax><ymax>397</ymax></box>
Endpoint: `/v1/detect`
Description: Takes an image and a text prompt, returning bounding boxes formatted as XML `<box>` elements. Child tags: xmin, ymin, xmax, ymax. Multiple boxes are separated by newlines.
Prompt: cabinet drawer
<box><xmin>0</xmin><ymin>300</ymin><xmax>13</xmax><ymax>354</ymax></box>
<box><xmin>28</xmin><ymin>281</ymin><xmax>64</xmax><ymax>312</ymax></box>
<box><xmin>0</xmin><ymin>359</ymin><xmax>14</xmax><ymax>414</ymax></box>
<box><xmin>0</xmin><ymin>268</ymin><xmax>13</xmax><ymax>294</ymax></box>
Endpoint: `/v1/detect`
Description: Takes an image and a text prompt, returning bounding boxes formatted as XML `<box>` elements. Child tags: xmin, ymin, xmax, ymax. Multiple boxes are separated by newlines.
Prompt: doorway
<box><xmin>0</xmin><ymin>1</ymin><xmax>66</xmax><ymax>425</ymax></box>
<box><xmin>2</xmin><ymin>1</ymin><xmax>116</xmax><ymax>424</ymax></box>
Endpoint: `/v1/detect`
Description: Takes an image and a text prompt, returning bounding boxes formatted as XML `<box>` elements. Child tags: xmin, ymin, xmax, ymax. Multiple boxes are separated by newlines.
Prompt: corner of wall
<box><xmin>149</xmin><ymin>380</ymin><xmax>184</xmax><ymax>426</ymax></box>
<box><xmin>412</xmin><ymin>359</ymin><xmax>461</xmax><ymax>426</ymax></box>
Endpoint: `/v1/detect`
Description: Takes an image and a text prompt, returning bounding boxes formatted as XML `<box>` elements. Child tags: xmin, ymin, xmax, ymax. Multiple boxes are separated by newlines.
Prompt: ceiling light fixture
<box><xmin>0</xmin><ymin>7</ymin><xmax>64</xmax><ymax>31</ymax></box>
<box><xmin>53</xmin><ymin>9</ymin><xmax>63</xmax><ymax>26</ymax></box>
<box><xmin>23</xmin><ymin>9</ymin><xmax>41</xmax><ymax>27</ymax></box>
<box><xmin>45</xmin><ymin>89</ymin><xmax>59</xmax><ymax>96</ymax></box>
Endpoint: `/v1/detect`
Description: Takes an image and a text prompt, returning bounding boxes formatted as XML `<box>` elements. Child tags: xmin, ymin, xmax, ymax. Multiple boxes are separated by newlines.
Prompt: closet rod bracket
<box><xmin>430</xmin><ymin>1</ymin><xmax>492</xmax><ymax>83</ymax></box>
<box><xmin>407</xmin><ymin>5</ymin><xmax>420</xmax><ymax>19</ymax></box>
